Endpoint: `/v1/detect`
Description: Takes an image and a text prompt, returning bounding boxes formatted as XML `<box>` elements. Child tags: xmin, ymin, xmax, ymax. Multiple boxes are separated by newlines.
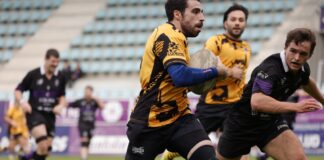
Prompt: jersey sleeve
<box><xmin>16</xmin><ymin>71</ymin><xmax>33</xmax><ymax>92</ymax></box>
<box><xmin>153</xmin><ymin>33</ymin><xmax>187</xmax><ymax>69</ymax></box>
<box><xmin>252</xmin><ymin>67</ymin><xmax>278</xmax><ymax>96</ymax></box>
<box><xmin>69</xmin><ymin>99</ymin><xmax>81</xmax><ymax>108</ymax></box>
<box><xmin>204</xmin><ymin>36</ymin><xmax>221</xmax><ymax>56</ymax></box>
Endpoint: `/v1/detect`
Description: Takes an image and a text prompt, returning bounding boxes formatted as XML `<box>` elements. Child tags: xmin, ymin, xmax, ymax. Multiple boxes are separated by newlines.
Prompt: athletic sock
<box><xmin>32</xmin><ymin>151</ymin><xmax>47</xmax><ymax>160</ymax></box>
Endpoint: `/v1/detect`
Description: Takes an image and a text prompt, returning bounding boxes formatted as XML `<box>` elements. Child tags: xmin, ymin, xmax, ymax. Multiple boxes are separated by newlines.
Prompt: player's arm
<box><xmin>204</xmin><ymin>36</ymin><xmax>243</xmax><ymax>80</ymax></box>
<box><xmin>251</xmin><ymin>68</ymin><xmax>321</xmax><ymax>113</ymax></box>
<box><xmin>302</xmin><ymin>77</ymin><xmax>324</xmax><ymax>106</ymax></box>
<box><xmin>95</xmin><ymin>98</ymin><xmax>105</xmax><ymax>109</ymax></box>
<box><xmin>15</xmin><ymin>71</ymin><xmax>33</xmax><ymax>113</ymax></box>
<box><xmin>53</xmin><ymin>74</ymin><xmax>68</xmax><ymax>115</ymax></box>
<box><xmin>251</xmin><ymin>92</ymin><xmax>321</xmax><ymax>113</ymax></box>
<box><xmin>4</xmin><ymin>110</ymin><xmax>17</xmax><ymax>127</ymax></box>
<box><xmin>167</xmin><ymin>63</ymin><xmax>218</xmax><ymax>87</ymax></box>
<box><xmin>53</xmin><ymin>96</ymin><xmax>67</xmax><ymax>115</ymax></box>
<box><xmin>68</xmin><ymin>99</ymin><xmax>79</xmax><ymax>108</ymax></box>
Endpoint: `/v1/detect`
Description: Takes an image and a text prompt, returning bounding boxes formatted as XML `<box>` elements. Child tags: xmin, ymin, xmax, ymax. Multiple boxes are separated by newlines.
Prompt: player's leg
<box><xmin>262</xmin><ymin>130</ymin><xmax>306</xmax><ymax>160</ymax></box>
<box><xmin>172</xmin><ymin>130</ymin><xmax>216</xmax><ymax>160</ymax></box>
<box><xmin>17</xmin><ymin>133</ymin><xmax>31</xmax><ymax>154</ymax></box>
<box><xmin>79</xmin><ymin>128</ymin><xmax>92</xmax><ymax>160</ymax></box>
<box><xmin>8</xmin><ymin>136</ymin><xmax>18</xmax><ymax>160</ymax></box>
<box><xmin>125</xmin><ymin>122</ymin><xmax>166</xmax><ymax>160</ymax></box>
<box><xmin>167</xmin><ymin>115</ymin><xmax>216</xmax><ymax>160</ymax></box>
<box><xmin>30</xmin><ymin>124</ymin><xmax>50</xmax><ymax>160</ymax></box>
<box><xmin>216</xmin><ymin>115</ymin><xmax>255</xmax><ymax>160</ymax></box>
<box><xmin>80</xmin><ymin>136</ymin><xmax>90</xmax><ymax>160</ymax></box>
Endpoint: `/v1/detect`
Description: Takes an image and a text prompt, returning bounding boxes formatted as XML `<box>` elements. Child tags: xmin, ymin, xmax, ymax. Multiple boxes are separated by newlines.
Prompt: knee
<box><xmin>36</xmin><ymin>136</ymin><xmax>49</xmax><ymax>155</ymax></box>
<box><xmin>38</xmin><ymin>141</ymin><xmax>49</xmax><ymax>154</ymax></box>
<box><xmin>81</xmin><ymin>141</ymin><xmax>90</xmax><ymax>148</ymax></box>
<box><xmin>188</xmin><ymin>140</ymin><xmax>216</xmax><ymax>160</ymax></box>
<box><xmin>288</xmin><ymin>151</ymin><xmax>307</xmax><ymax>160</ymax></box>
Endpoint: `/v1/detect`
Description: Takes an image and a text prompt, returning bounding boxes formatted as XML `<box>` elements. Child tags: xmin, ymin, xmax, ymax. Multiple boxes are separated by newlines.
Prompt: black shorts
<box><xmin>218</xmin><ymin>111</ymin><xmax>289</xmax><ymax>158</ymax></box>
<box><xmin>195</xmin><ymin>102</ymin><xmax>234</xmax><ymax>133</ymax></box>
<box><xmin>126</xmin><ymin>114</ymin><xmax>211</xmax><ymax>160</ymax></box>
<box><xmin>9</xmin><ymin>133</ymin><xmax>22</xmax><ymax>140</ymax></box>
<box><xmin>26</xmin><ymin>110</ymin><xmax>56</xmax><ymax>137</ymax></box>
<box><xmin>78</xmin><ymin>127</ymin><xmax>94</xmax><ymax>139</ymax></box>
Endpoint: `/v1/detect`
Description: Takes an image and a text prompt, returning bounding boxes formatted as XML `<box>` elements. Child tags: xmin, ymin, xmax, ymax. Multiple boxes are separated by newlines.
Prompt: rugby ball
<box><xmin>188</xmin><ymin>49</ymin><xmax>219</xmax><ymax>95</ymax></box>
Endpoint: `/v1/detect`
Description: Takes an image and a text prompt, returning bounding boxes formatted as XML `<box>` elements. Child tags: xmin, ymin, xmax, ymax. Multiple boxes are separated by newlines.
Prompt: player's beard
<box><xmin>181</xmin><ymin>22</ymin><xmax>202</xmax><ymax>37</ymax></box>
<box><xmin>228</xmin><ymin>28</ymin><xmax>244</xmax><ymax>39</ymax></box>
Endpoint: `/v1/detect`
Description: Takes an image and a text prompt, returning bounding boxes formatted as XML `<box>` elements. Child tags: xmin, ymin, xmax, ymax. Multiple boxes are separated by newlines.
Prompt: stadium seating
<box><xmin>0</xmin><ymin>0</ymin><xmax>62</xmax><ymax>64</ymax></box>
<box><xmin>62</xmin><ymin>0</ymin><xmax>298</xmax><ymax>75</ymax></box>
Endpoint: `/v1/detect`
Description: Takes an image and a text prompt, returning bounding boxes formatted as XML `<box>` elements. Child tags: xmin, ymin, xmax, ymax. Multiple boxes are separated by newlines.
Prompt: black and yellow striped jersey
<box><xmin>201</xmin><ymin>34</ymin><xmax>251</xmax><ymax>104</ymax></box>
<box><xmin>130</xmin><ymin>23</ymin><xmax>192</xmax><ymax>127</ymax></box>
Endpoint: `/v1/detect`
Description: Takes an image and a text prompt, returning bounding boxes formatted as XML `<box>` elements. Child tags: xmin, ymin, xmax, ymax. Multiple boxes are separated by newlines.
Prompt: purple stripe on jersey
<box><xmin>33</xmin><ymin>90</ymin><xmax>59</xmax><ymax>98</ymax></box>
<box><xmin>252</xmin><ymin>77</ymin><xmax>273</xmax><ymax>95</ymax></box>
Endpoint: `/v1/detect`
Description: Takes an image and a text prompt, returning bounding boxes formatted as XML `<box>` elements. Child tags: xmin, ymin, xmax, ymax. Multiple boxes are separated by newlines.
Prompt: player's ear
<box><xmin>223</xmin><ymin>21</ymin><xmax>228</xmax><ymax>30</ymax></box>
<box><xmin>173</xmin><ymin>10</ymin><xmax>182</xmax><ymax>21</ymax></box>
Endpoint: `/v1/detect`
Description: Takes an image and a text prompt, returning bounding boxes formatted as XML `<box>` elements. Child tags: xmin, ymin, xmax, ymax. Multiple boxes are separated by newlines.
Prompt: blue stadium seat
<box><xmin>262</xmin><ymin>14</ymin><xmax>273</xmax><ymax>26</ymax></box>
<box><xmin>2</xmin><ymin>51</ymin><xmax>13</xmax><ymax>62</ymax></box>
<box><xmin>27</xmin><ymin>24</ymin><xmax>38</xmax><ymax>35</ymax></box>
<box><xmin>274</xmin><ymin>13</ymin><xmax>285</xmax><ymax>24</ymax></box>
<box><xmin>15</xmin><ymin>38</ymin><xmax>26</xmax><ymax>48</ymax></box>
<box><xmin>60</xmin><ymin>51</ymin><xmax>69</xmax><ymax>60</ymax></box>
<box><xmin>68</xmin><ymin>0</ymin><xmax>298</xmax><ymax>75</ymax></box>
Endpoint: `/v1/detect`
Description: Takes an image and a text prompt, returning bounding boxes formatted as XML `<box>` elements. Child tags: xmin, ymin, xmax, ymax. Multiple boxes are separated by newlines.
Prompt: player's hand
<box><xmin>295</xmin><ymin>99</ymin><xmax>322</xmax><ymax>113</ymax></box>
<box><xmin>53</xmin><ymin>105</ymin><xmax>64</xmax><ymax>115</ymax></box>
<box><xmin>21</xmin><ymin>102</ymin><xmax>32</xmax><ymax>113</ymax></box>
<box><xmin>229</xmin><ymin>65</ymin><xmax>243</xmax><ymax>80</ymax></box>
<box><xmin>215</xmin><ymin>60</ymin><xmax>227</xmax><ymax>78</ymax></box>
<box><xmin>11</xmin><ymin>121</ymin><xmax>18</xmax><ymax>128</ymax></box>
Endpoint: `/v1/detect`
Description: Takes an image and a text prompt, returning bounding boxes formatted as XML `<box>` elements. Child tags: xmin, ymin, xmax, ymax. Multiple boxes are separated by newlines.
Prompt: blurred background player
<box><xmin>15</xmin><ymin>49</ymin><xmax>67</xmax><ymax>160</ymax></box>
<box><xmin>162</xmin><ymin>3</ymin><xmax>250</xmax><ymax>160</ymax></box>
<box><xmin>217</xmin><ymin>28</ymin><xmax>324</xmax><ymax>160</ymax></box>
<box><xmin>4</xmin><ymin>103</ymin><xmax>30</xmax><ymax>160</ymax></box>
<box><xmin>125</xmin><ymin>0</ymin><xmax>243</xmax><ymax>159</ymax></box>
<box><xmin>69</xmin><ymin>85</ymin><xmax>105</xmax><ymax>160</ymax></box>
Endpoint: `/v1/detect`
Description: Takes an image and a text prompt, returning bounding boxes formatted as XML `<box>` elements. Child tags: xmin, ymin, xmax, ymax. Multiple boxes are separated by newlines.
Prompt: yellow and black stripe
<box><xmin>201</xmin><ymin>34</ymin><xmax>251</xmax><ymax>104</ymax></box>
<box><xmin>131</xmin><ymin>23</ymin><xmax>191</xmax><ymax>127</ymax></box>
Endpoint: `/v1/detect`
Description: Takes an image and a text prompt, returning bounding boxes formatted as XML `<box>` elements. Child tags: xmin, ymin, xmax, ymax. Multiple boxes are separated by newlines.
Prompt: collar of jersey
<box><xmin>223</xmin><ymin>34</ymin><xmax>242</xmax><ymax>42</ymax></box>
<box><xmin>280</xmin><ymin>50</ymin><xmax>304</xmax><ymax>73</ymax></box>
<box><xmin>166</xmin><ymin>22</ymin><xmax>186</xmax><ymax>38</ymax></box>
<box><xmin>40</xmin><ymin>64</ymin><xmax>59</xmax><ymax>76</ymax></box>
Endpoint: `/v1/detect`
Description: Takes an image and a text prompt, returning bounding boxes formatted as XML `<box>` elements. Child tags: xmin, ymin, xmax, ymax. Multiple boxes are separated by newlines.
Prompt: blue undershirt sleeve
<box><xmin>167</xmin><ymin>63</ymin><xmax>218</xmax><ymax>87</ymax></box>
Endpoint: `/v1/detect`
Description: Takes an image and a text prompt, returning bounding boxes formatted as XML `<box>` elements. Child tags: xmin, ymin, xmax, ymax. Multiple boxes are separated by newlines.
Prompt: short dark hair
<box><xmin>285</xmin><ymin>28</ymin><xmax>316</xmax><ymax>56</ymax></box>
<box><xmin>45</xmin><ymin>48</ymin><xmax>60</xmax><ymax>59</ymax></box>
<box><xmin>223</xmin><ymin>3</ymin><xmax>249</xmax><ymax>23</ymax></box>
<box><xmin>85</xmin><ymin>85</ymin><xmax>93</xmax><ymax>92</ymax></box>
<box><xmin>165</xmin><ymin>0</ymin><xmax>200</xmax><ymax>21</ymax></box>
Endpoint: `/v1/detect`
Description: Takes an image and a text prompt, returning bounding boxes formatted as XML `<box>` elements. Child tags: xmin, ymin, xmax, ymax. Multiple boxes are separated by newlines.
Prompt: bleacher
<box><xmin>0</xmin><ymin>0</ymin><xmax>63</xmax><ymax>64</ymax></box>
<box><xmin>61</xmin><ymin>0</ymin><xmax>298</xmax><ymax>75</ymax></box>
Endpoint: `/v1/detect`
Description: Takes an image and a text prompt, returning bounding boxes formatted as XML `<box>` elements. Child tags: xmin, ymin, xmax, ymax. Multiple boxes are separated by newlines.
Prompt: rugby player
<box><xmin>162</xmin><ymin>3</ymin><xmax>250</xmax><ymax>160</ymax></box>
<box><xmin>69</xmin><ymin>85</ymin><xmax>104</xmax><ymax>160</ymax></box>
<box><xmin>125</xmin><ymin>0</ymin><xmax>243</xmax><ymax>159</ymax></box>
<box><xmin>4</xmin><ymin>103</ymin><xmax>30</xmax><ymax>160</ymax></box>
<box><xmin>15</xmin><ymin>49</ymin><xmax>67</xmax><ymax>160</ymax></box>
<box><xmin>217</xmin><ymin>28</ymin><xmax>324</xmax><ymax>160</ymax></box>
